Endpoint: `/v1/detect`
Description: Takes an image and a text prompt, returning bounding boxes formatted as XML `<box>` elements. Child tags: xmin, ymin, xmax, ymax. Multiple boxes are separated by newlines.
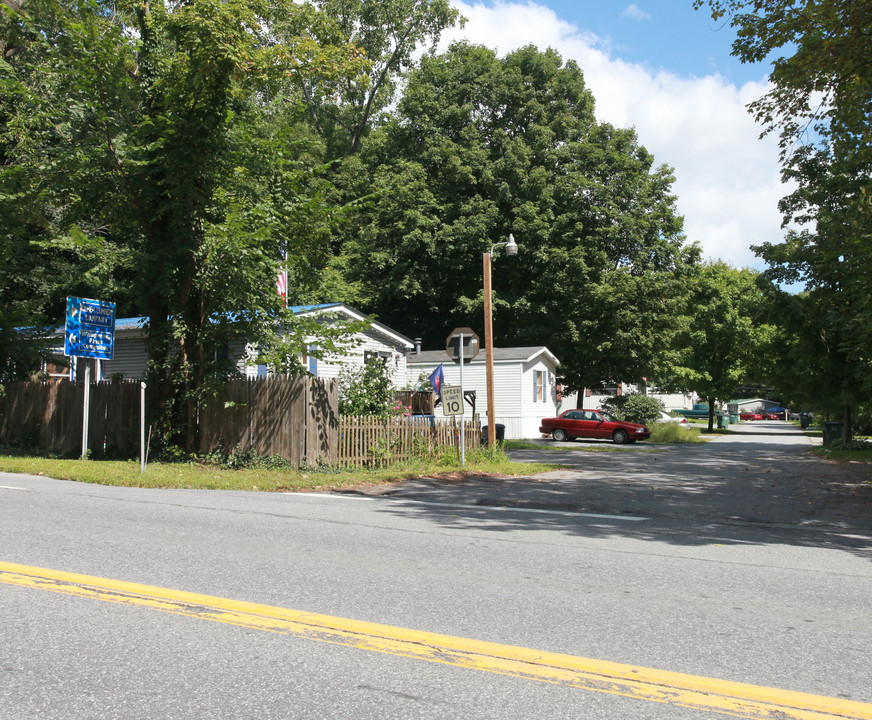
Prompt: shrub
<box><xmin>338</xmin><ymin>360</ymin><xmax>394</xmax><ymax>419</ymax></box>
<box><xmin>600</xmin><ymin>393</ymin><xmax>663</xmax><ymax>425</ymax></box>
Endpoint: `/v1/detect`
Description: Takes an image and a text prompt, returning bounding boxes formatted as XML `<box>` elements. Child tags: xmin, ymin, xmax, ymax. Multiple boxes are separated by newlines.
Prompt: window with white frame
<box><xmin>534</xmin><ymin>370</ymin><xmax>545</xmax><ymax>402</ymax></box>
<box><xmin>364</xmin><ymin>350</ymin><xmax>390</xmax><ymax>365</ymax></box>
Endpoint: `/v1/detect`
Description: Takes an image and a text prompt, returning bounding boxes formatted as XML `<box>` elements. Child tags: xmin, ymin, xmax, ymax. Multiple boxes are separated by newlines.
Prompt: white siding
<box><xmin>407</xmin><ymin>352</ymin><xmax>560</xmax><ymax>439</ymax></box>
<box><xmin>101</xmin><ymin>333</ymin><xmax>148</xmax><ymax>380</ymax></box>
<box><xmin>521</xmin><ymin>359</ymin><xmax>560</xmax><ymax>438</ymax></box>
<box><xmin>310</xmin><ymin>330</ymin><xmax>408</xmax><ymax>388</ymax></box>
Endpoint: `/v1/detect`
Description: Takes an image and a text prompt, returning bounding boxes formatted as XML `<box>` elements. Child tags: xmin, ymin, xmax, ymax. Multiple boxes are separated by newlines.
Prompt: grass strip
<box><xmin>0</xmin><ymin>452</ymin><xmax>561</xmax><ymax>492</ymax></box>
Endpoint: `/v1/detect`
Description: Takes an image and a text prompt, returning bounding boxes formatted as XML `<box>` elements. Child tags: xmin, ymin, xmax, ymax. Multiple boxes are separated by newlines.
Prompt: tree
<box><xmin>694</xmin><ymin>0</ymin><xmax>872</xmax><ymax>169</ymax></box>
<box><xmin>0</xmin><ymin>0</ymin><xmax>366</xmax><ymax>451</ymax></box>
<box><xmin>758</xmin><ymin>283</ymin><xmax>856</xmax><ymax>422</ymax></box>
<box><xmin>299</xmin><ymin>0</ymin><xmax>462</xmax><ymax>157</ymax></box>
<box><xmin>694</xmin><ymin>0</ymin><xmax>872</xmax><ymax>438</ymax></box>
<box><xmin>661</xmin><ymin>262</ymin><xmax>771</xmax><ymax>431</ymax></box>
<box><xmin>600</xmin><ymin>393</ymin><xmax>663</xmax><ymax>425</ymax></box>
<box><xmin>336</xmin><ymin>43</ymin><xmax>696</xmax><ymax>394</ymax></box>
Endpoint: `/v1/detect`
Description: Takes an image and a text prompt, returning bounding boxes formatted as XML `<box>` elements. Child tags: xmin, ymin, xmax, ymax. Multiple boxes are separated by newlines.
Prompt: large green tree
<box><xmin>299</xmin><ymin>0</ymin><xmax>461</xmax><ymax>157</ymax></box>
<box><xmin>662</xmin><ymin>262</ymin><xmax>772</xmax><ymax>431</ymax></box>
<box><xmin>694</xmin><ymin>0</ymin><xmax>872</xmax><ymax>168</ymax></box>
<box><xmin>0</xmin><ymin>0</ymin><xmax>365</xmax><ymax>449</ymax></box>
<box><xmin>337</xmin><ymin>43</ymin><xmax>696</xmax><ymax>393</ymax></box>
<box><xmin>694</xmin><ymin>0</ymin><xmax>872</xmax><ymax>431</ymax></box>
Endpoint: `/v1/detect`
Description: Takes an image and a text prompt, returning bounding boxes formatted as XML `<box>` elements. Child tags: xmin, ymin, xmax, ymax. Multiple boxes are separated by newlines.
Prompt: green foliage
<box><xmin>694</xmin><ymin>0</ymin><xmax>872</xmax><ymax>434</ymax></box>
<box><xmin>694</xmin><ymin>0</ymin><xmax>872</xmax><ymax>170</ymax></box>
<box><xmin>301</xmin><ymin>0</ymin><xmax>463</xmax><ymax>156</ymax></box>
<box><xmin>647</xmin><ymin>422</ymin><xmax>704</xmax><ymax>444</ymax></box>
<box><xmin>658</xmin><ymin>262</ymin><xmax>771</xmax><ymax>429</ymax></box>
<box><xmin>338</xmin><ymin>360</ymin><xmax>394</xmax><ymax>418</ymax></box>
<box><xmin>600</xmin><ymin>393</ymin><xmax>663</xmax><ymax>425</ymax></box>
<box><xmin>337</xmin><ymin>42</ymin><xmax>696</xmax><ymax>391</ymax></box>
<box><xmin>0</xmin><ymin>0</ymin><xmax>367</xmax><ymax>452</ymax></box>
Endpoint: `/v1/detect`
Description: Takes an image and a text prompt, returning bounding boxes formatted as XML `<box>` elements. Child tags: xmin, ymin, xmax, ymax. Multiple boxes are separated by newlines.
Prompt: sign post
<box><xmin>64</xmin><ymin>297</ymin><xmax>116</xmax><ymax>460</ymax></box>
<box><xmin>446</xmin><ymin>328</ymin><xmax>481</xmax><ymax>465</ymax></box>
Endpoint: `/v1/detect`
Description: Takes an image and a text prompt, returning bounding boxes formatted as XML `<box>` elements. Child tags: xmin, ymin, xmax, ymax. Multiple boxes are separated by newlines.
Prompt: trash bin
<box><xmin>823</xmin><ymin>421</ymin><xmax>843</xmax><ymax>445</ymax></box>
<box><xmin>718</xmin><ymin>414</ymin><xmax>730</xmax><ymax>430</ymax></box>
<box><xmin>730</xmin><ymin>414</ymin><xmax>739</xmax><ymax>424</ymax></box>
<box><xmin>800</xmin><ymin>412</ymin><xmax>810</xmax><ymax>429</ymax></box>
<box><xmin>481</xmin><ymin>424</ymin><xmax>506</xmax><ymax>444</ymax></box>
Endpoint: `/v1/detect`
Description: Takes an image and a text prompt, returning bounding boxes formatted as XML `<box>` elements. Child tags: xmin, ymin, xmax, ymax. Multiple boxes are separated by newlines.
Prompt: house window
<box><xmin>364</xmin><ymin>350</ymin><xmax>390</xmax><ymax>365</ymax></box>
<box><xmin>307</xmin><ymin>344</ymin><xmax>318</xmax><ymax>376</ymax></box>
<box><xmin>534</xmin><ymin>370</ymin><xmax>545</xmax><ymax>402</ymax></box>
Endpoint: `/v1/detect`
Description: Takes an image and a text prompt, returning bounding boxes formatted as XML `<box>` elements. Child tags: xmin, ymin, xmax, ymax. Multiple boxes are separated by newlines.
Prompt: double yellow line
<box><xmin>2</xmin><ymin>560</ymin><xmax>870</xmax><ymax>720</ymax></box>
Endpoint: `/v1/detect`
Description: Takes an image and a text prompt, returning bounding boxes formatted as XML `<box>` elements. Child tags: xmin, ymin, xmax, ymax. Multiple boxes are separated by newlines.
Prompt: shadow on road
<box><xmin>345</xmin><ymin>423</ymin><xmax>872</xmax><ymax>557</ymax></box>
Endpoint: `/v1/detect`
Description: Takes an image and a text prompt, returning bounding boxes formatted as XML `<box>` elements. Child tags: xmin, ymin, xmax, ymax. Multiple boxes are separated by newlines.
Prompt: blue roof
<box><xmin>115</xmin><ymin>316</ymin><xmax>148</xmax><ymax>330</ymax></box>
<box><xmin>114</xmin><ymin>305</ymin><xmax>341</xmax><ymax>328</ymax></box>
<box><xmin>287</xmin><ymin>303</ymin><xmax>342</xmax><ymax>313</ymax></box>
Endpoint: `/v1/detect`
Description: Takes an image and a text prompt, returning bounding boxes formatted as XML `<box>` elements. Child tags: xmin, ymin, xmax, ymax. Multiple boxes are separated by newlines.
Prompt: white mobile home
<box><xmin>407</xmin><ymin>346</ymin><xmax>560</xmax><ymax>440</ymax></box>
<box><xmin>56</xmin><ymin>304</ymin><xmax>415</xmax><ymax>387</ymax></box>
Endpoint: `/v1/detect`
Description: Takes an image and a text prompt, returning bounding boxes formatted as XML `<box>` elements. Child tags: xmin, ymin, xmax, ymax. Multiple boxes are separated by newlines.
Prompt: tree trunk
<box><xmin>707</xmin><ymin>396</ymin><xmax>715</xmax><ymax>432</ymax></box>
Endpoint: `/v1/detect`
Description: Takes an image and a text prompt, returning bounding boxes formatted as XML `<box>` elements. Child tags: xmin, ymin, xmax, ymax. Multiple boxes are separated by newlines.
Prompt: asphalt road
<box><xmin>2</xmin><ymin>421</ymin><xmax>871</xmax><ymax>719</ymax></box>
<box><xmin>377</xmin><ymin>420</ymin><xmax>872</xmax><ymax>535</ymax></box>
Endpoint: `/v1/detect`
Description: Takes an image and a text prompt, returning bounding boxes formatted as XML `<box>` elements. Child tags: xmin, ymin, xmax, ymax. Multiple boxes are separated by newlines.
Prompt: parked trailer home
<box><xmin>407</xmin><ymin>347</ymin><xmax>560</xmax><ymax>440</ymax></box>
<box><xmin>50</xmin><ymin>304</ymin><xmax>415</xmax><ymax>387</ymax></box>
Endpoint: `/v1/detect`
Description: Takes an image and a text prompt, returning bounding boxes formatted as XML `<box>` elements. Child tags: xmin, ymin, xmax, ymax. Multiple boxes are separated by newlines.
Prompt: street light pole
<box><xmin>483</xmin><ymin>251</ymin><xmax>495</xmax><ymax>448</ymax></box>
<box><xmin>483</xmin><ymin>234</ymin><xmax>518</xmax><ymax>448</ymax></box>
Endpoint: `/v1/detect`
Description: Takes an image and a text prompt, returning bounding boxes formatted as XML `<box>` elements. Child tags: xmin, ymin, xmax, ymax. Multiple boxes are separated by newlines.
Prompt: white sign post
<box><xmin>445</xmin><ymin>328</ymin><xmax>479</xmax><ymax>466</ymax></box>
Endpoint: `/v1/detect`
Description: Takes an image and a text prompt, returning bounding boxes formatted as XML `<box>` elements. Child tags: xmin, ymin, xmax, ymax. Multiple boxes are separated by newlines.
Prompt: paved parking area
<box><xmin>367</xmin><ymin>422</ymin><xmax>872</xmax><ymax>537</ymax></box>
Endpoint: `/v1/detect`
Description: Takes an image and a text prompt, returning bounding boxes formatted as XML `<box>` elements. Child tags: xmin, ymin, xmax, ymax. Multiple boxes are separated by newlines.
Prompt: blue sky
<box><xmin>440</xmin><ymin>1</ymin><xmax>790</xmax><ymax>270</ymax></box>
<box><xmin>543</xmin><ymin>2</ymin><xmax>765</xmax><ymax>84</ymax></box>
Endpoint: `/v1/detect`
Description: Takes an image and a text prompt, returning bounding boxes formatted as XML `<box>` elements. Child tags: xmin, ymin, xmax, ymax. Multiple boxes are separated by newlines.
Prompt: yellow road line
<box><xmin>2</xmin><ymin>560</ymin><xmax>870</xmax><ymax>720</ymax></box>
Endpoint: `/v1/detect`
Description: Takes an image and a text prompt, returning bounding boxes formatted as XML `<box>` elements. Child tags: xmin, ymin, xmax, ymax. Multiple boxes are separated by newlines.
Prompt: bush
<box><xmin>600</xmin><ymin>393</ymin><xmax>663</xmax><ymax>425</ymax></box>
<box><xmin>338</xmin><ymin>360</ymin><xmax>394</xmax><ymax>419</ymax></box>
<box><xmin>648</xmin><ymin>422</ymin><xmax>703</xmax><ymax>443</ymax></box>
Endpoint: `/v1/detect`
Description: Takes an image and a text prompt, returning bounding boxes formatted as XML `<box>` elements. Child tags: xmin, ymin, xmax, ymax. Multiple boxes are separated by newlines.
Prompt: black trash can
<box><xmin>800</xmin><ymin>412</ymin><xmax>810</xmax><ymax>429</ymax></box>
<box><xmin>823</xmin><ymin>421</ymin><xmax>843</xmax><ymax>445</ymax></box>
<box><xmin>481</xmin><ymin>424</ymin><xmax>506</xmax><ymax>444</ymax></box>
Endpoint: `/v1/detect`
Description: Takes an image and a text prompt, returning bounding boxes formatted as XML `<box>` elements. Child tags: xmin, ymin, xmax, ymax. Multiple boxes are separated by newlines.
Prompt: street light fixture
<box><xmin>483</xmin><ymin>234</ymin><xmax>518</xmax><ymax>447</ymax></box>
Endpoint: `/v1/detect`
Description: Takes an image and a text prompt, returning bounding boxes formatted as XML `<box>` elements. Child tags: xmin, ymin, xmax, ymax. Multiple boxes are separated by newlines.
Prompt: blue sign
<box><xmin>65</xmin><ymin>297</ymin><xmax>116</xmax><ymax>360</ymax></box>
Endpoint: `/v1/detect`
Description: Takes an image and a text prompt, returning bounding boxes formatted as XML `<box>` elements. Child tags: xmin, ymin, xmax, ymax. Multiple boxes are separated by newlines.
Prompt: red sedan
<box><xmin>540</xmin><ymin>409</ymin><xmax>651</xmax><ymax>444</ymax></box>
<box><xmin>740</xmin><ymin>412</ymin><xmax>764</xmax><ymax>421</ymax></box>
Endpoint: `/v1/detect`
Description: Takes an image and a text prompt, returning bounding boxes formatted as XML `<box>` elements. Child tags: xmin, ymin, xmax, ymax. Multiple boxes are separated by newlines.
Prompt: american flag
<box><xmin>277</xmin><ymin>242</ymin><xmax>288</xmax><ymax>306</ymax></box>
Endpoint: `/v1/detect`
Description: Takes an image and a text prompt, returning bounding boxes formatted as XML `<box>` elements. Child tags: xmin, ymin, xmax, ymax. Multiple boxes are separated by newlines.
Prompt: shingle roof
<box><xmin>408</xmin><ymin>346</ymin><xmax>558</xmax><ymax>366</ymax></box>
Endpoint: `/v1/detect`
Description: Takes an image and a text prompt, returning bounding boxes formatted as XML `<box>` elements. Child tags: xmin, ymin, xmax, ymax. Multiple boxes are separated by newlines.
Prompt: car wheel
<box><xmin>612</xmin><ymin>429</ymin><xmax>629</xmax><ymax>444</ymax></box>
<box><xmin>552</xmin><ymin>429</ymin><xmax>567</xmax><ymax>442</ymax></box>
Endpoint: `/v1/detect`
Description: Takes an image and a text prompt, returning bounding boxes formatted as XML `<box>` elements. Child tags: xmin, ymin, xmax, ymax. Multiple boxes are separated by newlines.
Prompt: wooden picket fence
<box><xmin>336</xmin><ymin>415</ymin><xmax>481</xmax><ymax>468</ymax></box>
<box><xmin>0</xmin><ymin>379</ymin><xmax>473</xmax><ymax>467</ymax></box>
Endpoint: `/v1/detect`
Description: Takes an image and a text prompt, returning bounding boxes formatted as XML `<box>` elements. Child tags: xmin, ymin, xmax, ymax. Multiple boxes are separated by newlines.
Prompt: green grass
<box><xmin>815</xmin><ymin>447</ymin><xmax>872</xmax><ymax>463</ymax></box>
<box><xmin>648</xmin><ymin>423</ymin><xmax>707</xmax><ymax>443</ymax></box>
<box><xmin>0</xmin><ymin>448</ymin><xmax>562</xmax><ymax>491</ymax></box>
<box><xmin>812</xmin><ymin>435</ymin><xmax>872</xmax><ymax>463</ymax></box>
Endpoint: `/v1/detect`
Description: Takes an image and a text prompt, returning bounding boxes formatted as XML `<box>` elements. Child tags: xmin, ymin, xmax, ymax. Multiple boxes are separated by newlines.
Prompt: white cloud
<box><xmin>442</xmin><ymin>1</ymin><xmax>790</xmax><ymax>270</ymax></box>
<box><xmin>621</xmin><ymin>4</ymin><xmax>652</xmax><ymax>22</ymax></box>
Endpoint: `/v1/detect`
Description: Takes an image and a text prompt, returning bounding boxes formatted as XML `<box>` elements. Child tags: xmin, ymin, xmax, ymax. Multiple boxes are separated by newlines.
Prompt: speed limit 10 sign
<box><xmin>441</xmin><ymin>385</ymin><xmax>464</xmax><ymax>416</ymax></box>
